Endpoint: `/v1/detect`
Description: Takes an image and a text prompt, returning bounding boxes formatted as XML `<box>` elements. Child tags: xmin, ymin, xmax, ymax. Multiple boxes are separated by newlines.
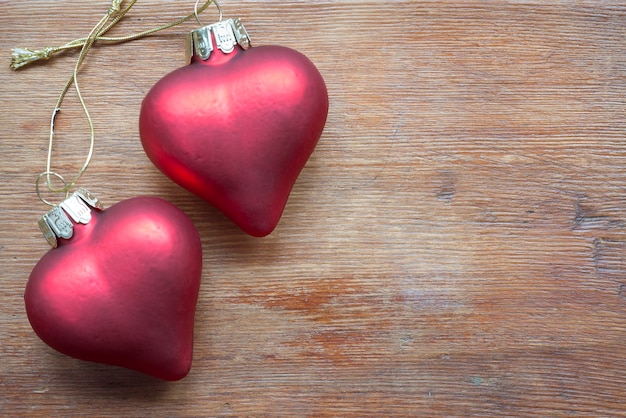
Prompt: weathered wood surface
<box><xmin>1</xmin><ymin>0</ymin><xmax>625</xmax><ymax>416</ymax></box>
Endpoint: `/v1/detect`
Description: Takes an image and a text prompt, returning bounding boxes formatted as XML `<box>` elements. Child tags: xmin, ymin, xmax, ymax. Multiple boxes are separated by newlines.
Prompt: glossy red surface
<box><xmin>25</xmin><ymin>197</ymin><xmax>203</xmax><ymax>381</ymax></box>
<box><xmin>139</xmin><ymin>40</ymin><xmax>329</xmax><ymax>237</ymax></box>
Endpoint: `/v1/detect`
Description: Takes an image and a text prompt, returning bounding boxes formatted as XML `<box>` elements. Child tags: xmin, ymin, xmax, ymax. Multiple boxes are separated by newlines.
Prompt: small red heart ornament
<box><xmin>26</xmin><ymin>195</ymin><xmax>202</xmax><ymax>381</ymax></box>
<box><xmin>139</xmin><ymin>19</ymin><xmax>329</xmax><ymax>237</ymax></box>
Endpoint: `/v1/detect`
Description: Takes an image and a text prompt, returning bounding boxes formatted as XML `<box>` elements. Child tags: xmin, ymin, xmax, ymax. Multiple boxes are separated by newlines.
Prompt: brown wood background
<box><xmin>1</xmin><ymin>0</ymin><xmax>625</xmax><ymax>416</ymax></box>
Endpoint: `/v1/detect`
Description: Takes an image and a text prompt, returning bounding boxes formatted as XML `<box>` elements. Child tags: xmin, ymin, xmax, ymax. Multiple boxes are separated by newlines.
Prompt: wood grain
<box><xmin>1</xmin><ymin>0</ymin><xmax>625</xmax><ymax>416</ymax></box>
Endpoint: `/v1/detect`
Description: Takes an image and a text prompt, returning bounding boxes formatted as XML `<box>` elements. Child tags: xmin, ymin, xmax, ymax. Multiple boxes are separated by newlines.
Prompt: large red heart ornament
<box><xmin>25</xmin><ymin>196</ymin><xmax>203</xmax><ymax>381</ymax></box>
<box><xmin>139</xmin><ymin>19</ymin><xmax>329</xmax><ymax>237</ymax></box>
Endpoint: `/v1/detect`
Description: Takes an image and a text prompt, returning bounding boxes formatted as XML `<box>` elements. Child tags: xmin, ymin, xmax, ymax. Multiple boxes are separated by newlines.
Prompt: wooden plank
<box><xmin>1</xmin><ymin>0</ymin><xmax>625</xmax><ymax>416</ymax></box>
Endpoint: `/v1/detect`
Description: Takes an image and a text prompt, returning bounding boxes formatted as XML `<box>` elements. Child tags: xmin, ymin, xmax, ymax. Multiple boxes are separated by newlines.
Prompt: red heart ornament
<box><xmin>25</xmin><ymin>196</ymin><xmax>202</xmax><ymax>381</ymax></box>
<box><xmin>139</xmin><ymin>19</ymin><xmax>329</xmax><ymax>237</ymax></box>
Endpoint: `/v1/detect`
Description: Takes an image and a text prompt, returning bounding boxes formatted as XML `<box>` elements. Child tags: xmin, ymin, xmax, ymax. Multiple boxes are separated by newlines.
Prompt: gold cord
<box><xmin>14</xmin><ymin>0</ymin><xmax>216</xmax><ymax>205</ymax></box>
<box><xmin>11</xmin><ymin>0</ymin><xmax>215</xmax><ymax>70</ymax></box>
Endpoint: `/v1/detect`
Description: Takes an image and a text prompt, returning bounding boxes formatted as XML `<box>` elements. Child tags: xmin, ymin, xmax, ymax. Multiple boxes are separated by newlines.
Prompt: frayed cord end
<box><xmin>10</xmin><ymin>47</ymin><xmax>54</xmax><ymax>70</ymax></box>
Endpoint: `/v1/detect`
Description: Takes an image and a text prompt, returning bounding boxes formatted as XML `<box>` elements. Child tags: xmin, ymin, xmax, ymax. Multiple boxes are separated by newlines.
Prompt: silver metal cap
<box><xmin>187</xmin><ymin>18</ymin><xmax>251</xmax><ymax>63</ymax></box>
<box><xmin>38</xmin><ymin>188</ymin><xmax>103</xmax><ymax>248</ymax></box>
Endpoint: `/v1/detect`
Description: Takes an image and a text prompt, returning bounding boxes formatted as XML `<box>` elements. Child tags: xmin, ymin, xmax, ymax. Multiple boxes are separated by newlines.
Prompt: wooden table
<box><xmin>1</xmin><ymin>1</ymin><xmax>625</xmax><ymax>416</ymax></box>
